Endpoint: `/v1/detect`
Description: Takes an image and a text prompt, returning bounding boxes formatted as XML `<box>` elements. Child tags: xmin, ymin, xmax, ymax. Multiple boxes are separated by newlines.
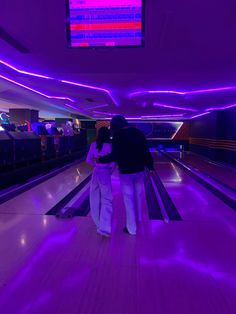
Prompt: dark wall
<box><xmin>81</xmin><ymin>120</ymin><xmax>96</xmax><ymax>144</ymax></box>
<box><xmin>55</xmin><ymin>118</ymin><xmax>72</xmax><ymax>127</ymax></box>
<box><xmin>189</xmin><ymin>108</ymin><xmax>236</xmax><ymax>164</ymax></box>
<box><xmin>190</xmin><ymin>112</ymin><xmax>218</xmax><ymax>139</ymax></box>
<box><xmin>9</xmin><ymin>109</ymin><xmax>39</xmax><ymax>124</ymax></box>
<box><xmin>217</xmin><ymin>107</ymin><xmax>236</xmax><ymax>140</ymax></box>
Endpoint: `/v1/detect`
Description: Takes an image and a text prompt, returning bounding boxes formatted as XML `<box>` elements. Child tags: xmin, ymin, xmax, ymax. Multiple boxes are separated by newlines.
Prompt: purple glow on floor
<box><xmin>1</xmin><ymin>156</ymin><xmax>236</xmax><ymax>313</ymax></box>
<box><xmin>140</xmin><ymin>253</ymin><xmax>236</xmax><ymax>286</ymax></box>
<box><xmin>0</xmin><ymin>228</ymin><xmax>76</xmax><ymax>308</ymax></box>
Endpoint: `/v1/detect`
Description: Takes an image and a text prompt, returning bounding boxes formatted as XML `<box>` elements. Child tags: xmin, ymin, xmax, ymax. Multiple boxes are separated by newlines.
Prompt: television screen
<box><xmin>67</xmin><ymin>0</ymin><xmax>144</xmax><ymax>47</ymax></box>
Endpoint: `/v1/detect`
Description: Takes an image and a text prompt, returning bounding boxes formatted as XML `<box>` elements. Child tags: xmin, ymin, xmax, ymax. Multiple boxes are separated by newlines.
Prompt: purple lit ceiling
<box><xmin>0</xmin><ymin>0</ymin><xmax>236</xmax><ymax>120</ymax></box>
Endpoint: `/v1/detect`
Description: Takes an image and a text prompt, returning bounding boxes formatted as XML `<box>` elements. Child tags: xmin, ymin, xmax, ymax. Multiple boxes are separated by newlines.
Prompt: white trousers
<box><xmin>120</xmin><ymin>172</ymin><xmax>144</xmax><ymax>235</ymax></box>
<box><xmin>90</xmin><ymin>167</ymin><xmax>113</xmax><ymax>233</ymax></box>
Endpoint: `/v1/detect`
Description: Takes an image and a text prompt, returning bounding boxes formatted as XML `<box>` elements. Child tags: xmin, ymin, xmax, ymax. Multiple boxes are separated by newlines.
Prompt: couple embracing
<box><xmin>86</xmin><ymin>115</ymin><xmax>154</xmax><ymax>237</ymax></box>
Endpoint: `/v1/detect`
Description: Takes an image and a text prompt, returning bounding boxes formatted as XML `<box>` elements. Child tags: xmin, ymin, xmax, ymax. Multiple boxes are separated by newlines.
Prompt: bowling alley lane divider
<box><xmin>46</xmin><ymin>167</ymin><xmax>182</xmax><ymax>220</ymax></box>
<box><xmin>162</xmin><ymin>151</ymin><xmax>236</xmax><ymax>211</ymax></box>
<box><xmin>144</xmin><ymin>171</ymin><xmax>163</xmax><ymax>220</ymax></box>
<box><xmin>46</xmin><ymin>174</ymin><xmax>92</xmax><ymax>217</ymax></box>
<box><xmin>145</xmin><ymin>168</ymin><xmax>182</xmax><ymax>222</ymax></box>
<box><xmin>0</xmin><ymin>157</ymin><xmax>87</xmax><ymax>205</ymax></box>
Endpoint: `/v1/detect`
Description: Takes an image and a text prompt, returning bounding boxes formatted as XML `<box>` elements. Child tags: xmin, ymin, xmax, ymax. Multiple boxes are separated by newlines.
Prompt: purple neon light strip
<box><xmin>61</xmin><ymin>80</ymin><xmax>109</xmax><ymax>93</ymax></box>
<box><xmin>86</xmin><ymin>104</ymin><xmax>109</xmax><ymax>110</ymax></box>
<box><xmin>93</xmin><ymin>110</ymin><xmax>116</xmax><ymax>116</ymax></box>
<box><xmin>100</xmin><ymin>112</ymin><xmax>211</xmax><ymax>120</ymax></box>
<box><xmin>61</xmin><ymin>80</ymin><xmax>118</xmax><ymax>105</ymax></box>
<box><xmin>64</xmin><ymin>103</ymin><xmax>91</xmax><ymax>117</ymax></box>
<box><xmin>0</xmin><ymin>60</ymin><xmax>53</xmax><ymax>79</ymax></box>
<box><xmin>0</xmin><ymin>59</ymin><xmax>109</xmax><ymax>94</ymax></box>
<box><xmin>2</xmin><ymin>59</ymin><xmax>236</xmax><ymax>118</ymax></box>
<box><xmin>130</xmin><ymin>91</ymin><xmax>185</xmax><ymax>97</ymax></box>
<box><xmin>171</xmin><ymin>122</ymin><xmax>183</xmax><ymax>139</ymax></box>
<box><xmin>190</xmin><ymin>112</ymin><xmax>210</xmax><ymax>119</ymax></box>
<box><xmin>0</xmin><ymin>75</ymin><xmax>75</xmax><ymax>102</ymax></box>
<box><xmin>0</xmin><ymin>59</ymin><xmax>117</xmax><ymax>105</ymax></box>
<box><xmin>2</xmin><ymin>59</ymin><xmax>236</xmax><ymax>99</ymax></box>
<box><xmin>101</xmin><ymin>117</ymin><xmax>142</xmax><ymax>120</ymax></box>
<box><xmin>141</xmin><ymin>114</ymin><xmax>184</xmax><ymax>118</ymax></box>
<box><xmin>187</xmin><ymin>87</ymin><xmax>236</xmax><ymax>95</ymax></box>
<box><xmin>153</xmin><ymin>103</ymin><xmax>197</xmax><ymax>112</ymax></box>
<box><xmin>64</xmin><ymin>103</ymin><xmax>79</xmax><ymax>110</ymax></box>
<box><xmin>206</xmin><ymin>103</ymin><xmax>236</xmax><ymax>111</ymax></box>
<box><xmin>130</xmin><ymin>86</ymin><xmax>236</xmax><ymax>98</ymax></box>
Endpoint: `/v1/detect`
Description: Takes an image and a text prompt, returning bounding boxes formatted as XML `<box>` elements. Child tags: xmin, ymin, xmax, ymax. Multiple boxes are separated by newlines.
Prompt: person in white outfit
<box><xmin>98</xmin><ymin>116</ymin><xmax>154</xmax><ymax>235</ymax></box>
<box><xmin>86</xmin><ymin>127</ymin><xmax>115</xmax><ymax>237</ymax></box>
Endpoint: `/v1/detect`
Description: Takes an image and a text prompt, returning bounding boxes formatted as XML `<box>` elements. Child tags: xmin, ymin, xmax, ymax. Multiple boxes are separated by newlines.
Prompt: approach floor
<box><xmin>0</xmin><ymin>159</ymin><xmax>236</xmax><ymax>314</ymax></box>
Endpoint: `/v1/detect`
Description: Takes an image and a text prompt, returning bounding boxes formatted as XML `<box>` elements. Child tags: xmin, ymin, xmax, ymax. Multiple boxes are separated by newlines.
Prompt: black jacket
<box><xmin>99</xmin><ymin>127</ymin><xmax>154</xmax><ymax>174</ymax></box>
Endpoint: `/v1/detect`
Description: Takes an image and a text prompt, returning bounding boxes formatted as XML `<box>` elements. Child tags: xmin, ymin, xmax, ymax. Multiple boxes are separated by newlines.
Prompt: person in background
<box><xmin>98</xmin><ymin>115</ymin><xmax>154</xmax><ymax>235</ymax></box>
<box><xmin>86</xmin><ymin>127</ymin><xmax>115</xmax><ymax>237</ymax></box>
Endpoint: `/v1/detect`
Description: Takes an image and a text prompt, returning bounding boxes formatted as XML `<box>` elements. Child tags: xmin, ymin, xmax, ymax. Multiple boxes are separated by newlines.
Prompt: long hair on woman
<box><xmin>96</xmin><ymin>126</ymin><xmax>110</xmax><ymax>152</ymax></box>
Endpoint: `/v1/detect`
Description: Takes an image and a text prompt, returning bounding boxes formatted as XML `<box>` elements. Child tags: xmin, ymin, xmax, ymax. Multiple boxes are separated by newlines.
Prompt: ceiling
<box><xmin>1</xmin><ymin>0</ymin><xmax>236</xmax><ymax>120</ymax></box>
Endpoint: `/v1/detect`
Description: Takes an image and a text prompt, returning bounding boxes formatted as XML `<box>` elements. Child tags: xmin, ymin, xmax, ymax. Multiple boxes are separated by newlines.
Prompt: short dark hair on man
<box><xmin>110</xmin><ymin>115</ymin><xmax>128</xmax><ymax>132</ymax></box>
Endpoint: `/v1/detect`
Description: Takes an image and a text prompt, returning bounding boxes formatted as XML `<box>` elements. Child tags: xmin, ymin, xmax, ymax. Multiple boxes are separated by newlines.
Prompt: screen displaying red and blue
<box><xmin>68</xmin><ymin>0</ymin><xmax>143</xmax><ymax>47</ymax></box>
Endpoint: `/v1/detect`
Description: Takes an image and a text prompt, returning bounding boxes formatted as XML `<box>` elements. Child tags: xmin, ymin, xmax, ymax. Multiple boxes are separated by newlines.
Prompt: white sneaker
<box><xmin>97</xmin><ymin>229</ymin><xmax>111</xmax><ymax>237</ymax></box>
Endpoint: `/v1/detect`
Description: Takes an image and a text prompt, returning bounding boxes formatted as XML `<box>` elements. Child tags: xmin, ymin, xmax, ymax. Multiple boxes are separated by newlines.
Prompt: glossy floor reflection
<box><xmin>0</xmin><ymin>172</ymin><xmax>236</xmax><ymax>314</ymax></box>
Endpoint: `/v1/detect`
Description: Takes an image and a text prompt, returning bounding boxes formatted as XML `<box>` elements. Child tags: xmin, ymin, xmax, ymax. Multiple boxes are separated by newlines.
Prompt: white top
<box><xmin>86</xmin><ymin>141</ymin><xmax>115</xmax><ymax>168</ymax></box>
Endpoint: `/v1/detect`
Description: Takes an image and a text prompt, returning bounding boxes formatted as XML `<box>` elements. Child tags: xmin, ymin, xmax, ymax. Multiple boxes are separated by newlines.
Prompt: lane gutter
<box><xmin>0</xmin><ymin>156</ymin><xmax>86</xmax><ymax>205</ymax></box>
<box><xmin>46</xmin><ymin>174</ymin><xmax>92</xmax><ymax>217</ymax></box>
<box><xmin>145</xmin><ymin>168</ymin><xmax>182</xmax><ymax>222</ymax></box>
<box><xmin>161</xmin><ymin>151</ymin><xmax>236</xmax><ymax>211</ymax></box>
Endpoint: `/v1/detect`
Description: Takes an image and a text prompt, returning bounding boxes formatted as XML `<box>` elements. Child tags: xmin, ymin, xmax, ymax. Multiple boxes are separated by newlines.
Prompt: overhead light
<box><xmin>153</xmin><ymin>103</ymin><xmax>197</xmax><ymax>112</ymax></box>
<box><xmin>86</xmin><ymin>104</ymin><xmax>109</xmax><ymax>110</ymax></box>
<box><xmin>0</xmin><ymin>75</ymin><xmax>75</xmax><ymax>102</ymax></box>
<box><xmin>190</xmin><ymin>112</ymin><xmax>210</xmax><ymax>119</ymax></box>
<box><xmin>141</xmin><ymin>114</ymin><xmax>184</xmax><ymax>118</ymax></box>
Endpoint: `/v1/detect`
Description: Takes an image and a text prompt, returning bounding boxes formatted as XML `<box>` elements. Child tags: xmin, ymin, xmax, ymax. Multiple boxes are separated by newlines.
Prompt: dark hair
<box><xmin>96</xmin><ymin>127</ymin><xmax>110</xmax><ymax>152</ymax></box>
<box><xmin>110</xmin><ymin>115</ymin><xmax>128</xmax><ymax>132</ymax></box>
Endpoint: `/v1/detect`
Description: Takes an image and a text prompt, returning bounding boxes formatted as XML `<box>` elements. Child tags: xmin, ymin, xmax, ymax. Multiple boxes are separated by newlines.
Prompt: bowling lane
<box><xmin>0</xmin><ymin>156</ymin><xmax>236</xmax><ymax>313</ymax></box>
<box><xmin>168</xmin><ymin>151</ymin><xmax>236</xmax><ymax>190</ymax></box>
<box><xmin>153</xmin><ymin>153</ymin><xmax>236</xmax><ymax>225</ymax></box>
<box><xmin>0</xmin><ymin>161</ymin><xmax>93</xmax><ymax>215</ymax></box>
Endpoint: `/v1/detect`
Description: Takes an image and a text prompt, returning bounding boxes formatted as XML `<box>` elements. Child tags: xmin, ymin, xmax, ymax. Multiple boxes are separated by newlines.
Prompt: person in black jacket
<box><xmin>98</xmin><ymin>115</ymin><xmax>154</xmax><ymax>235</ymax></box>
